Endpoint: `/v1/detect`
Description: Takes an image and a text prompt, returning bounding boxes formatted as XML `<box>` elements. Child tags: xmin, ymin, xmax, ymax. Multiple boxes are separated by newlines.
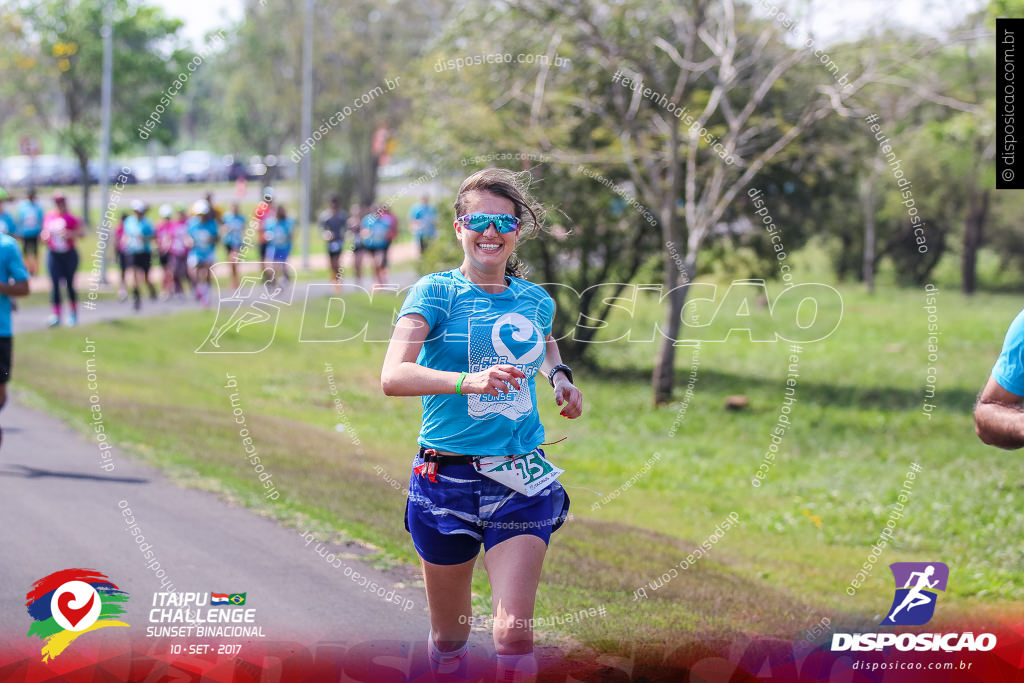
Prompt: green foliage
<box><xmin>3</xmin><ymin>0</ymin><xmax>193</xmax><ymax>156</ymax></box>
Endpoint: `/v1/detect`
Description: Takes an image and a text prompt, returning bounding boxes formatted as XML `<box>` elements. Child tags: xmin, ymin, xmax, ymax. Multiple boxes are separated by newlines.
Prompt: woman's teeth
<box><xmin>477</xmin><ymin>243</ymin><xmax>502</xmax><ymax>252</ymax></box>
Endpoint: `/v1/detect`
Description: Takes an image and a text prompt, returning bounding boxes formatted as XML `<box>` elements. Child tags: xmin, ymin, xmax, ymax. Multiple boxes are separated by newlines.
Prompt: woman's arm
<box><xmin>539</xmin><ymin>335</ymin><xmax>583</xmax><ymax>419</ymax></box>
<box><xmin>381</xmin><ymin>313</ymin><xmax>526</xmax><ymax>397</ymax></box>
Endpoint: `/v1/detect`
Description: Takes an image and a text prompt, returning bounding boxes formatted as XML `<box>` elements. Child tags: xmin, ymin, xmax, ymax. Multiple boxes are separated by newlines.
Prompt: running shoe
<box><xmin>68</xmin><ymin>312</ymin><xmax>78</xmax><ymax>326</ymax></box>
<box><xmin>46</xmin><ymin>315</ymin><xmax>60</xmax><ymax>327</ymax></box>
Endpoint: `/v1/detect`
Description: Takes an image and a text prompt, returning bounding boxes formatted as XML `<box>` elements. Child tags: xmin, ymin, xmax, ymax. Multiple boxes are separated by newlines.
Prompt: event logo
<box><xmin>882</xmin><ymin>562</ymin><xmax>949</xmax><ymax>626</ymax></box>
<box><xmin>196</xmin><ymin>265</ymin><xmax>296</xmax><ymax>353</ymax></box>
<box><xmin>25</xmin><ymin>569</ymin><xmax>130</xmax><ymax>662</ymax></box>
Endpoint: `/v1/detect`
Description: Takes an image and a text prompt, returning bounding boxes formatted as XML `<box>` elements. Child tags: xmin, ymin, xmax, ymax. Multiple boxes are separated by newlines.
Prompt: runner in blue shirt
<box><xmin>122</xmin><ymin>200</ymin><xmax>157</xmax><ymax>310</ymax></box>
<box><xmin>976</xmin><ymin>307</ymin><xmax>1024</xmax><ymax>448</ymax></box>
<box><xmin>16</xmin><ymin>188</ymin><xmax>43</xmax><ymax>275</ymax></box>
<box><xmin>409</xmin><ymin>194</ymin><xmax>438</xmax><ymax>255</ymax></box>
<box><xmin>0</xmin><ymin>232</ymin><xmax>30</xmax><ymax>449</ymax></box>
<box><xmin>381</xmin><ymin>168</ymin><xmax>583</xmax><ymax>681</ymax></box>
<box><xmin>360</xmin><ymin>207</ymin><xmax>393</xmax><ymax>288</ymax></box>
<box><xmin>263</xmin><ymin>204</ymin><xmax>293</xmax><ymax>286</ymax></box>
<box><xmin>187</xmin><ymin>200</ymin><xmax>219</xmax><ymax>307</ymax></box>
<box><xmin>320</xmin><ymin>195</ymin><xmax>348</xmax><ymax>293</ymax></box>
<box><xmin>222</xmin><ymin>202</ymin><xmax>247</xmax><ymax>290</ymax></box>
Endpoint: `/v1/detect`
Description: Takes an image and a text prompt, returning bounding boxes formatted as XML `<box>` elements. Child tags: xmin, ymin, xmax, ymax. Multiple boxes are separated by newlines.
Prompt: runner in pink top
<box><xmin>156</xmin><ymin>204</ymin><xmax>176</xmax><ymax>298</ymax></box>
<box><xmin>40</xmin><ymin>193</ymin><xmax>82</xmax><ymax>326</ymax></box>
<box><xmin>166</xmin><ymin>204</ymin><xmax>193</xmax><ymax>296</ymax></box>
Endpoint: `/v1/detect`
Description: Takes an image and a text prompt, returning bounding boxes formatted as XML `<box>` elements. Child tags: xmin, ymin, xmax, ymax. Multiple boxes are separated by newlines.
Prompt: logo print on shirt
<box><xmin>468</xmin><ymin>312</ymin><xmax>543</xmax><ymax>421</ymax></box>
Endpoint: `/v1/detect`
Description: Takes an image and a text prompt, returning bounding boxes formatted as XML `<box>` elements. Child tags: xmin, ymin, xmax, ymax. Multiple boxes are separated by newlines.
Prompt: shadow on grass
<box><xmin>0</xmin><ymin>464</ymin><xmax>148</xmax><ymax>484</ymax></box>
<box><xmin>597</xmin><ymin>366</ymin><xmax>979</xmax><ymax>413</ymax></box>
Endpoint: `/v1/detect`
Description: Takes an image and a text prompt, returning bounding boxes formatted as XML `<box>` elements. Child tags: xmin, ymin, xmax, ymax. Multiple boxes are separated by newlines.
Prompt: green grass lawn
<box><xmin>13</xmin><ymin>267</ymin><xmax>1024</xmax><ymax>659</ymax></box>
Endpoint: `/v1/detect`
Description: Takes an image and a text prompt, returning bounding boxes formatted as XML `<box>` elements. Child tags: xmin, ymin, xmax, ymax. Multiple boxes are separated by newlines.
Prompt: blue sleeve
<box><xmin>4</xmin><ymin>241</ymin><xmax>28</xmax><ymax>283</ymax></box>
<box><xmin>398</xmin><ymin>275</ymin><xmax>451</xmax><ymax>331</ymax></box>
<box><xmin>993</xmin><ymin>308</ymin><xmax>1024</xmax><ymax>396</ymax></box>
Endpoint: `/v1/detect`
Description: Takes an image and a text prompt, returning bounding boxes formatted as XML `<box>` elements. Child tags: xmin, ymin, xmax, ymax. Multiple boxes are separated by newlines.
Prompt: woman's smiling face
<box><xmin>455</xmin><ymin>190</ymin><xmax>518</xmax><ymax>273</ymax></box>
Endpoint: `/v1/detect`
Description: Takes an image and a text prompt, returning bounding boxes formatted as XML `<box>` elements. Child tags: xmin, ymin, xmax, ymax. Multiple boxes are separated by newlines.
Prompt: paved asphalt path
<box><xmin>0</xmin><ymin>262</ymin><xmax>449</xmax><ymax>651</ymax></box>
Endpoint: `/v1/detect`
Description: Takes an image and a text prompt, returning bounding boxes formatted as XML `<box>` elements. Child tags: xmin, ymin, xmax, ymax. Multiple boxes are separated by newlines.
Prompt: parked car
<box><xmin>88</xmin><ymin>159</ymin><xmax>137</xmax><ymax>185</ymax></box>
<box><xmin>57</xmin><ymin>156</ymin><xmax>82</xmax><ymax>185</ymax></box>
<box><xmin>127</xmin><ymin>157</ymin><xmax>157</xmax><ymax>184</ymax></box>
<box><xmin>245</xmin><ymin>155</ymin><xmax>268</xmax><ymax>180</ymax></box>
<box><xmin>179</xmin><ymin>150</ymin><xmax>219</xmax><ymax>183</ymax></box>
<box><xmin>223</xmin><ymin>156</ymin><xmax>246</xmax><ymax>182</ymax></box>
<box><xmin>0</xmin><ymin>156</ymin><xmax>34</xmax><ymax>187</ymax></box>
<box><xmin>156</xmin><ymin>155</ymin><xmax>182</xmax><ymax>183</ymax></box>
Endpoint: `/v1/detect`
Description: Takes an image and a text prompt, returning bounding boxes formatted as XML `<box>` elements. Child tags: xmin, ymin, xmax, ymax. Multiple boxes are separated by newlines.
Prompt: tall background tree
<box><xmin>1</xmin><ymin>0</ymin><xmax>193</xmax><ymax>223</ymax></box>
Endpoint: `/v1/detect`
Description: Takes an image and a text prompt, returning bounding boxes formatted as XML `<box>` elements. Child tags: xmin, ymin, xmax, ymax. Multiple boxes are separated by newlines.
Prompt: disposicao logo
<box><xmin>882</xmin><ymin>561</ymin><xmax>948</xmax><ymax>626</ymax></box>
<box><xmin>25</xmin><ymin>569</ymin><xmax>130</xmax><ymax>661</ymax></box>
<box><xmin>831</xmin><ymin>562</ymin><xmax>997</xmax><ymax>653</ymax></box>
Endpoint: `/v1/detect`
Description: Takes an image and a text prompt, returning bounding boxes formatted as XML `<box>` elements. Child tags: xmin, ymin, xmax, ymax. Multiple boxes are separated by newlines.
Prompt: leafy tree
<box><xmin>2</xmin><ymin>0</ymin><xmax>192</xmax><ymax>222</ymax></box>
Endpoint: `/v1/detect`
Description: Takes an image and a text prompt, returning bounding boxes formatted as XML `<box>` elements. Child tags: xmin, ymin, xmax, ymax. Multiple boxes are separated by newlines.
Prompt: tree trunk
<box><xmin>961</xmin><ymin>188</ymin><xmax>989</xmax><ymax>295</ymax></box>
<box><xmin>77</xmin><ymin>153</ymin><xmax>92</xmax><ymax>228</ymax></box>
<box><xmin>651</xmin><ymin>252</ymin><xmax>696</xmax><ymax>405</ymax></box>
<box><xmin>861</xmin><ymin>172</ymin><xmax>877</xmax><ymax>294</ymax></box>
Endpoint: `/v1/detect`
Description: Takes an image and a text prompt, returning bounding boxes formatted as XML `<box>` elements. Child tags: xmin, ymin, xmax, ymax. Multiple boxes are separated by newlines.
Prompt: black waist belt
<box><xmin>418</xmin><ymin>447</ymin><xmax>476</xmax><ymax>465</ymax></box>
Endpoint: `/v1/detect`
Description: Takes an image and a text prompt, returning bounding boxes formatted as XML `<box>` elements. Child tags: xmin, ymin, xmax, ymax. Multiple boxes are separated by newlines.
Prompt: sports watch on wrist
<box><xmin>548</xmin><ymin>363</ymin><xmax>573</xmax><ymax>387</ymax></box>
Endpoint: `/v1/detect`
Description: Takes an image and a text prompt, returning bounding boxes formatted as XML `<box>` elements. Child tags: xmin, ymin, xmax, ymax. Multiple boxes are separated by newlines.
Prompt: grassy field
<box><xmin>13</xmin><ymin>256</ymin><xmax>1024</xmax><ymax>658</ymax></box>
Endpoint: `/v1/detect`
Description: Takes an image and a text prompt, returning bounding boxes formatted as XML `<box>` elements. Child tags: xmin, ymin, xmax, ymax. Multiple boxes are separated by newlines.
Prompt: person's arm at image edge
<box><xmin>0</xmin><ymin>246</ymin><xmax>30</xmax><ymax>297</ymax></box>
<box><xmin>0</xmin><ymin>279</ymin><xmax>29</xmax><ymax>297</ymax></box>
<box><xmin>974</xmin><ymin>377</ymin><xmax>1024</xmax><ymax>449</ymax></box>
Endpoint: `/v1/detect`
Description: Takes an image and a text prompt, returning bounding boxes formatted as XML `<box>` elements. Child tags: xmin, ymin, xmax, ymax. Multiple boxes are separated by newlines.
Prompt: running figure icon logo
<box><xmin>196</xmin><ymin>264</ymin><xmax>296</xmax><ymax>353</ymax></box>
<box><xmin>882</xmin><ymin>562</ymin><xmax>949</xmax><ymax>626</ymax></box>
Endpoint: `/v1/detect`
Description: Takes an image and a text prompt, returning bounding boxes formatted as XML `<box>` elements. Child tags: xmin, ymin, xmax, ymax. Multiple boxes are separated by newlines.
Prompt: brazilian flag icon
<box><xmin>229</xmin><ymin>593</ymin><xmax>246</xmax><ymax>605</ymax></box>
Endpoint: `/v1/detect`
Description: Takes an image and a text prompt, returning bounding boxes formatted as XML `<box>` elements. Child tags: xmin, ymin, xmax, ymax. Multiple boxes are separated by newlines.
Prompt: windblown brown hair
<box><xmin>453</xmin><ymin>168</ymin><xmax>545</xmax><ymax>279</ymax></box>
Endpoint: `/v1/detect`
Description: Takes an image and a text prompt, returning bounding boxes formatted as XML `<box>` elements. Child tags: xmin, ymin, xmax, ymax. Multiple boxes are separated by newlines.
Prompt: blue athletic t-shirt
<box><xmin>0</xmin><ymin>234</ymin><xmax>29</xmax><ymax>337</ymax></box>
<box><xmin>188</xmin><ymin>217</ymin><xmax>219</xmax><ymax>261</ymax></box>
<box><xmin>397</xmin><ymin>267</ymin><xmax>556</xmax><ymax>456</ymax></box>
<box><xmin>17</xmin><ymin>200</ymin><xmax>44</xmax><ymax>238</ymax></box>
<box><xmin>122</xmin><ymin>215</ymin><xmax>155</xmax><ymax>254</ymax></box>
<box><xmin>993</xmin><ymin>308</ymin><xmax>1024</xmax><ymax>396</ymax></box>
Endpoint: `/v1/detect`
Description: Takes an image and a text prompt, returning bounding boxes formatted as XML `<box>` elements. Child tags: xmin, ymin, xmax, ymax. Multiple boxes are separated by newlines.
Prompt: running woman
<box><xmin>0</xmin><ymin>229</ymin><xmax>29</xmax><ymax>449</ymax></box>
<box><xmin>360</xmin><ymin>206</ymin><xmax>392</xmax><ymax>288</ymax></box>
<box><xmin>254</xmin><ymin>186</ymin><xmax>274</xmax><ymax>264</ymax></box>
<box><xmin>381</xmin><ymin>168</ymin><xmax>583</xmax><ymax>682</ymax></box>
<box><xmin>156</xmin><ymin>204</ymin><xmax>175</xmax><ymax>298</ymax></box>
<box><xmin>263</xmin><ymin>204</ymin><xmax>293</xmax><ymax>286</ymax></box>
<box><xmin>16</xmin><ymin>188</ymin><xmax>44</xmax><ymax>276</ymax></box>
<box><xmin>320</xmin><ymin>195</ymin><xmax>348</xmax><ymax>293</ymax></box>
<box><xmin>222</xmin><ymin>202</ymin><xmax>246</xmax><ymax>290</ymax></box>
<box><xmin>122</xmin><ymin>200</ymin><xmax>157</xmax><ymax>310</ymax></box>
<box><xmin>409</xmin><ymin>194</ymin><xmax>438</xmax><ymax>255</ymax></box>
<box><xmin>187</xmin><ymin>200</ymin><xmax>219</xmax><ymax>307</ymax></box>
<box><xmin>167</xmin><ymin>205</ymin><xmax>193</xmax><ymax>297</ymax></box>
<box><xmin>115</xmin><ymin>212</ymin><xmax>129</xmax><ymax>301</ymax></box>
<box><xmin>349</xmin><ymin>203</ymin><xmax>368</xmax><ymax>286</ymax></box>
<box><xmin>41</xmin><ymin>192</ymin><xmax>83</xmax><ymax>326</ymax></box>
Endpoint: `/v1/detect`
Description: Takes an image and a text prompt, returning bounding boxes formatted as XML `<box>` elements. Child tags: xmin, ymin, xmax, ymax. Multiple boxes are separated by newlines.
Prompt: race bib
<box><xmin>475</xmin><ymin>449</ymin><xmax>563</xmax><ymax>497</ymax></box>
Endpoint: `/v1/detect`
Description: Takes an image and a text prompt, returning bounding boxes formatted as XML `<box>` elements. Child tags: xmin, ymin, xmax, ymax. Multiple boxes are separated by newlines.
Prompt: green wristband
<box><xmin>455</xmin><ymin>371</ymin><xmax>468</xmax><ymax>395</ymax></box>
